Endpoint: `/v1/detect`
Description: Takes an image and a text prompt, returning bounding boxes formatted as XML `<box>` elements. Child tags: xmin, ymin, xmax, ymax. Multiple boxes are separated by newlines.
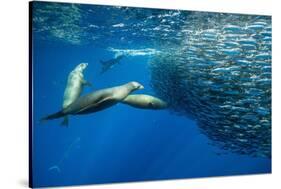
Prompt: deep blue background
<box><xmin>32</xmin><ymin>39</ymin><xmax>271</xmax><ymax>187</ymax></box>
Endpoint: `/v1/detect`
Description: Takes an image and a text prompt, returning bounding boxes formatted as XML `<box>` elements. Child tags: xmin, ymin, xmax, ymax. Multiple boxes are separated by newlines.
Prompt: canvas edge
<box><xmin>27</xmin><ymin>1</ymin><xmax>272</xmax><ymax>187</ymax></box>
<box><xmin>29</xmin><ymin>1</ymin><xmax>34</xmax><ymax>188</ymax></box>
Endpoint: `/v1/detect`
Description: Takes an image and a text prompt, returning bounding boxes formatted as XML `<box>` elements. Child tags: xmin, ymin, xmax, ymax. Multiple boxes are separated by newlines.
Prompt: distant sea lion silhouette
<box><xmin>61</xmin><ymin>63</ymin><xmax>92</xmax><ymax>126</ymax></box>
<box><xmin>100</xmin><ymin>55</ymin><xmax>125</xmax><ymax>74</ymax></box>
<box><xmin>121</xmin><ymin>94</ymin><xmax>168</xmax><ymax>110</ymax></box>
<box><xmin>41</xmin><ymin>82</ymin><xmax>144</xmax><ymax>124</ymax></box>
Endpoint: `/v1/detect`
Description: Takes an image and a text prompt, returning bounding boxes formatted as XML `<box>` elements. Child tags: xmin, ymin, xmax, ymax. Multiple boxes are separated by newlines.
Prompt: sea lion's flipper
<box><xmin>75</xmin><ymin>102</ymin><xmax>100</xmax><ymax>113</ymax></box>
<box><xmin>75</xmin><ymin>97</ymin><xmax>114</xmax><ymax>114</ymax></box>
<box><xmin>40</xmin><ymin>110</ymin><xmax>65</xmax><ymax>122</ymax></box>
<box><xmin>82</xmin><ymin>80</ymin><xmax>92</xmax><ymax>87</ymax></box>
<box><xmin>60</xmin><ymin>116</ymin><xmax>69</xmax><ymax>127</ymax></box>
<box><xmin>100</xmin><ymin>65</ymin><xmax>109</xmax><ymax>74</ymax></box>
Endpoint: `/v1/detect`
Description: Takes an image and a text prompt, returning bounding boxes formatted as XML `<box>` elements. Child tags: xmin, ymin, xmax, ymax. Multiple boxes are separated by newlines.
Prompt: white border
<box><xmin>0</xmin><ymin>0</ymin><xmax>279</xmax><ymax>189</ymax></box>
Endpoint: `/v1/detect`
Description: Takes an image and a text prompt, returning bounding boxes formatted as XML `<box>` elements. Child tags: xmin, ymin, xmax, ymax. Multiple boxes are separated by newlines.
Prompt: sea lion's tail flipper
<box><xmin>40</xmin><ymin>110</ymin><xmax>65</xmax><ymax>123</ymax></box>
<box><xmin>48</xmin><ymin>165</ymin><xmax>61</xmax><ymax>173</ymax></box>
<box><xmin>60</xmin><ymin>116</ymin><xmax>69</xmax><ymax>127</ymax></box>
<box><xmin>100</xmin><ymin>66</ymin><xmax>107</xmax><ymax>74</ymax></box>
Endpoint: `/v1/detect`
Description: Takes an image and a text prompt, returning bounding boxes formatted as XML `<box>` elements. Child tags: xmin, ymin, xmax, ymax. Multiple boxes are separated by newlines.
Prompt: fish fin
<box><xmin>60</xmin><ymin>116</ymin><xmax>69</xmax><ymax>127</ymax></box>
<box><xmin>48</xmin><ymin>165</ymin><xmax>61</xmax><ymax>173</ymax></box>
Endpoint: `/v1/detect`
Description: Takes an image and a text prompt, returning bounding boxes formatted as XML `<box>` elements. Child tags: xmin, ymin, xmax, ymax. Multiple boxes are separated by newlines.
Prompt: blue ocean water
<box><xmin>31</xmin><ymin>2</ymin><xmax>271</xmax><ymax>188</ymax></box>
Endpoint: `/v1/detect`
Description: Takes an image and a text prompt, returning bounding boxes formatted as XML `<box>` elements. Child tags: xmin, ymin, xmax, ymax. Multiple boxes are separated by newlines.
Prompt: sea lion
<box><xmin>121</xmin><ymin>94</ymin><xmax>168</xmax><ymax>110</ymax></box>
<box><xmin>61</xmin><ymin>63</ymin><xmax>91</xmax><ymax>125</ymax></box>
<box><xmin>100</xmin><ymin>55</ymin><xmax>125</xmax><ymax>74</ymax></box>
<box><xmin>63</xmin><ymin>63</ymin><xmax>91</xmax><ymax>108</ymax></box>
<box><xmin>41</xmin><ymin>81</ymin><xmax>144</xmax><ymax>124</ymax></box>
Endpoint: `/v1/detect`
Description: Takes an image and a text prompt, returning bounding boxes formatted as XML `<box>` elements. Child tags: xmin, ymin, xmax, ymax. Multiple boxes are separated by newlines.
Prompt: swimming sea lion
<box><xmin>41</xmin><ymin>81</ymin><xmax>144</xmax><ymax>124</ymax></box>
<box><xmin>121</xmin><ymin>94</ymin><xmax>168</xmax><ymax>110</ymax></box>
<box><xmin>63</xmin><ymin>63</ymin><xmax>91</xmax><ymax>108</ymax></box>
<box><xmin>100</xmin><ymin>55</ymin><xmax>125</xmax><ymax>74</ymax></box>
<box><xmin>61</xmin><ymin>63</ymin><xmax>91</xmax><ymax>125</ymax></box>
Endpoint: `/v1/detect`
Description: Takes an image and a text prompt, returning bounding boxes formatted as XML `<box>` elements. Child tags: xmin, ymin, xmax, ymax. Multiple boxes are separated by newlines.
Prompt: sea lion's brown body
<box><xmin>62</xmin><ymin>63</ymin><xmax>90</xmax><ymax>109</ymax></box>
<box><xmin>61</xmin><ymin>63</ymin><xmax>90</xmax><ymax>125</ymax></box>
<box><xmin>41</xmin><ymin>82</ymin><xmax>144</xmax><ymax>122</ymax></box>
<box><xmin>121</xmin><ymin>94</ymin><xmax>167</xmax><ymax>110</ymax></box>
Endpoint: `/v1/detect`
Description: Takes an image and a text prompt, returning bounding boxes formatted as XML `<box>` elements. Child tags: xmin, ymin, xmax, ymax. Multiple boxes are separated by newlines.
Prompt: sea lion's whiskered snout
<box><xmin>76</xmin><ymin>62</ymin><xmax>88</xmax><ymax>71</ymax></box>
<box><xmin>138</xmin><ymin>84</ymin><xmax>144</xmax><ymax>90</ymax></box>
